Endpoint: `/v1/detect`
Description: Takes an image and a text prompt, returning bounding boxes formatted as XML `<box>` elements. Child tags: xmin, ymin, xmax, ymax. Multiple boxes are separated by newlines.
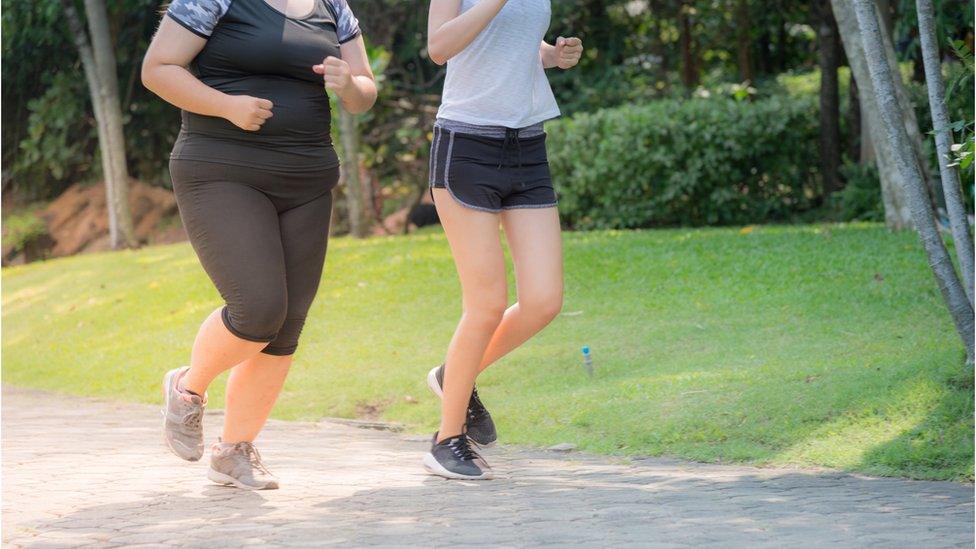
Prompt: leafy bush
<box><xmin>831</xmin><ymin>161</ymin><xmax>884</xmax><ymax>222</ymax></box>
<box><xmin>3</xmin><ymin>0</ymin><xmax>179</xmax><ymax>198</ymax></box>
<box><xmin>2</xmin><ymin>207</ymin><xmax>48</xmax><ymax>255</ymax></box>
<box><xmin>547</xmin><ymin>94</ymin><xmax>820</xmax><ymax>229</ymax></box>
<box><xmin>13</xmin><ymin>73</ymin><xmax>97</xmax><ymax>199</ymax></box>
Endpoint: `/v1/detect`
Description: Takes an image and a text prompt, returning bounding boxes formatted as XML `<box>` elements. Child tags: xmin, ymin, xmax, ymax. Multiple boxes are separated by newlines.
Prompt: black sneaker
<box><xmin>426</xmin><ymin>364</ymin><xmax>498</xmax><ymax>446</ymax></box>
<box><xmin>423</xmin><ymin>433</ymin><xmax>493</xmax><ymax>480</ymax></box>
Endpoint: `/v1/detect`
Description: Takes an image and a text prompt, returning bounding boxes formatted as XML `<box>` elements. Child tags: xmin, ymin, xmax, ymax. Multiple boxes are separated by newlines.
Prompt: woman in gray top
<box><xmin>142</xmin><ymin>0</ymin><xmax>376</xmax><ymax>489</ymax></box>
<box><xmin>422</xmin><ymin>0</ymin><xmax>583</xmax><ymax>480</ymax></box>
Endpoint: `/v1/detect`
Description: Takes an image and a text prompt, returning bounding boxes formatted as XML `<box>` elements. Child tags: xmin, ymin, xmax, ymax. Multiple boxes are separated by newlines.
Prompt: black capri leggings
<box><xmin>170</xmin><ymin>159</ymin><xmax>339</xmax><ymax>356</ymax></box>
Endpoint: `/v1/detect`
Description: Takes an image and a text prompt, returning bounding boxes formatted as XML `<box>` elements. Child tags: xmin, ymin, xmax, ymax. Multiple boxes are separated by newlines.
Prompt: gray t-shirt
<box><xmin>436</xmin><ymin>0</ymin><xmax>560</xmax><ymax>129</ymax></box>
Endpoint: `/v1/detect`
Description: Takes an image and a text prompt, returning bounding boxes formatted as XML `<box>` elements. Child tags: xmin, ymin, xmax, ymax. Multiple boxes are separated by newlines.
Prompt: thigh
<box><xmin>500</xmin><ymin>206</ymin><xmax>563</xmax><ymax>301</ymax></box>
<box><xmin>171</xmin><ymin>161</ymin><xmax>287</xmax><ymax>316</ymax></box>
<box><xmin>432</xmin><ymin>188</ymin><xmax>507</xmax><ymax>308</ymax></box>
<box><xmin>276</xmin><ymin>186</ymin><xmax>335</xmax><ymax>318</ymax></box>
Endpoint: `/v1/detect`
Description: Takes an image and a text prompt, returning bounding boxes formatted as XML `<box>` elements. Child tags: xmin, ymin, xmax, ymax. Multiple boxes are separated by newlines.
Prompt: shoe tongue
<box><xmin>444</xmin><ymin>434</ymin><xmax>466</xmax><ymax>445</ymax></box>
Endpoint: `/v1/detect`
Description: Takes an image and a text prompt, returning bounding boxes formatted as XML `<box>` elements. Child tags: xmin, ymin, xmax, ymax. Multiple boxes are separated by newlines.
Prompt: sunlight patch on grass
<box><xmin>1</xmin><ymin>224</ymin><xmax>970</xmax><ymax>480</ymax></box>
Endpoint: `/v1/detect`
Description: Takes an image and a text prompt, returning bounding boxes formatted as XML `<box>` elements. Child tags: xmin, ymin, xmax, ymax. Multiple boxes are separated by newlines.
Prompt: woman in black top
<box><xmin>143</xmin><ymin>0</ymin><xmax>376</xmax><ymax>489</ymax></box>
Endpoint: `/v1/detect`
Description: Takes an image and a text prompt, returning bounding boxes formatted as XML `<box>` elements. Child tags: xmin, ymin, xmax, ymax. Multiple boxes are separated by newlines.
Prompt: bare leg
<box><xmin>478</xmin><ymin>207</ymin><xmax>563</xmax><ymax>372</ymax></box>
<box><xmin>218</xmin><ymin>189</ymin><xmax>333</xmax><ymax>443</ymax></box>
<box><xmin>433</xmin><ymin>189</ymin><xmax>508</xmax><ymax>441</ymax></box>
<box><xmin>221</xmin><ymin>353</ymin><xmax>292</xmax><ymax>443</ymax></box>
<box><xmin>181</xmin><ymin>309</ymin><xmax>269</xmax><ymax>396</ymax></box>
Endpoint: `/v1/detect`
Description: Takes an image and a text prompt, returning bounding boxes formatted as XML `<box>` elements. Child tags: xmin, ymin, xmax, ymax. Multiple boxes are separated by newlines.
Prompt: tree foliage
<box><xmin>1</xmin><ymin>0</ymin><xmax>972</xmax><ymax>227</ymax></box>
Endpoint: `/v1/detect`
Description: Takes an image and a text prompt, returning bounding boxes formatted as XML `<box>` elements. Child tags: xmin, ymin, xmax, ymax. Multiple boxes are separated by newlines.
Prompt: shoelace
<box><xmin>182</xmin><ymin>408</ymin><xmax>203</xmax><ymax>430</ymax></box>
<box><xmin>235</xmin><ymin>442</ymin><xmax>272</xmax><ymax>475</ymax></box>
<box><xmin>448</xmin><ymin>435</ymin><xmax>480</xmax><ymax>462</ymax></box>
<box><xmin>467</xmin><ymin>388</ymin><xmax>489</xmax><ymax>422</ymax></box>
<box><xmin>161</xmin><ymin>396</ymin><xmax>203</xmax><ymax>429</ymax></box>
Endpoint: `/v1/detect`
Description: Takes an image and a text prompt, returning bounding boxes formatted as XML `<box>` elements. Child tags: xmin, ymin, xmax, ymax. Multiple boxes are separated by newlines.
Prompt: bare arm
<box><xmin>312</xmin><ymin>35</ymin><xmax>377</xmax><ymax>114</ymax></box>
<box><xmin>427</xmin><ymin>0</ymin><xmax>508</xmax><ymax>65</ymax></box>
<box><xmin>141</xmin><ymin>17</ymin><xmax>273</xmax><ymax>131</ymax></box>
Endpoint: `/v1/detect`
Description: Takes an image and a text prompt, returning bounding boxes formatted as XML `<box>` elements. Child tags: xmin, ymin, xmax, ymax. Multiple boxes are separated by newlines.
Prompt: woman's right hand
<box><xmin>142</xmin><ymin>17</ymin><xmax>275</xmax><ymax>132</ymax></box>
<box><xmin>222</xmin><ymin>95</ymin><xmax>274</xmax><ymax>131</ymax></box>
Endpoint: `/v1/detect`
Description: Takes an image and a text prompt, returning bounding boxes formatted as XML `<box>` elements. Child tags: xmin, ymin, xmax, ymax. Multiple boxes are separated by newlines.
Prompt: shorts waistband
<box><xmin>434</xmin><ymin>118</ymin><xmax>545</xmax><ymax>139</ymax></box>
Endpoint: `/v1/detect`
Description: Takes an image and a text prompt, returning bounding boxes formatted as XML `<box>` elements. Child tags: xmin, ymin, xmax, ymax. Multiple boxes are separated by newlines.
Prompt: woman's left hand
<box><xmin>315</xmin><ymin>36</ymin><xmax>377</xmax><ymax>114</ymax></box>
<box><xmin>554</xmin><ymin>37</ymin><xmax>583</xmax><ymax>69</ymax></box>
<box><xmin>313</xmin><ymin>56</ymin><xmax>353</xmax><ymax>93</ymax></box>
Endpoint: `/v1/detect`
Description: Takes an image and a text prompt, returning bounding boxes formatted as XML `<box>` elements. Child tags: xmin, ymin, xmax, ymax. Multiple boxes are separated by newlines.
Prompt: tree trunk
<box><xmin>874</xmin><ymin>0</ymin><xmax>941</xmax><ymax>209</ymax></box>
<box><xmin>833</xmin><ymin>0</ymin><xmax>913</xmax><ymax>229</ymax></box>
<box><xmin>85</xmin><ymin>0</ymin><xmax>135</xmax><ymax>249</ymax></box>
<box><xmin>64</xmin><ymin>0</ymin><xmax>136</xmax><ymax>249</ymax></box>
<box><xmin>916</xmin><ymin>0</ymin><xmax>975</xmax><ymax>304</ymax></box>
<box><xmin>757</xmin><ymin>29</ymin><xmax>771</xmax><ymax>74</ymax></box>
<box><xmin>63</xmin><ymin>0</ymin><xmax>114</xmax><ymax>223</ymax></box>
<box><xmin>860</xmin><ymin>79</ymin><xmax>876</xmax><ymax>164</ymax></box>
<box><xmin>817</xmin><ymin>0</ymin><xmax>842</xmax><ymax>196</ymax></box>
<box><xmin>338</xmin><ymin>103</ymin><xmax>369</xmax><ymax>238</ymax></box>
<box><xmin>679</xmin><ymin>1</ymin><xmax>699</xmax><ymax>89</ymax></box>
<box><xmin>848</xmin><ymin>73</ymin><xmax>862</xmax><ymax>162</ymax></box>
<box><xmin>876</xmin><ymin>0</ymin><xmax>895</xmax><ymax>37</ymax></box>
<box><xmin>854</xmin><ymin>0</ymin><xmax>974</xmax><ymax>363</ymax></box>
<box><xmin>735</xmin><ymin>0</ymin><xmax>753</xmax><ymax>83</ymax></box>
<box><xmin>856</xmin><ymin>0</ymin><xmax>888</xmax><ymax>166</ymax></box>
<box><xmin>775</xmin><ymin>16</ymin><xmax>789</xmax><ymax>73</ymax></box>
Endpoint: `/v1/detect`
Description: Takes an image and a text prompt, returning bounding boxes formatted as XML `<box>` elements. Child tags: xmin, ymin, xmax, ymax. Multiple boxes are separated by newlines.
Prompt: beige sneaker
<box><xmin>207</xmin><ymin>441</ymin><xmax>279</xmax><ymax>490</ymax></box>
<box><xmin>162</xmin><ymin>367</ymin><xmax>206</xmax><ymax>461</ymax></box>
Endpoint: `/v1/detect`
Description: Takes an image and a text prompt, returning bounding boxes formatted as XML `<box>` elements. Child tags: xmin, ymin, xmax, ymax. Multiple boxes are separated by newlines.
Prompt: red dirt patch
<box><xmin>40</xmin><ymin>180</ymin><xmax>181</xmax><ymax>257</ymax></box>
<box><xmin>3</xmin><ymin>180</ymin><xmax>185</xmax><ymax>265</ymax></box>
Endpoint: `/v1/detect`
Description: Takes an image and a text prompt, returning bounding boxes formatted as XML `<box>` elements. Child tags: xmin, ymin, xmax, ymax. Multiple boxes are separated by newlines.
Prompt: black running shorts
<box><xmin>429</xmin><ymin>126</ymin><xmax>557</xmax><ymax>213</ymax></box>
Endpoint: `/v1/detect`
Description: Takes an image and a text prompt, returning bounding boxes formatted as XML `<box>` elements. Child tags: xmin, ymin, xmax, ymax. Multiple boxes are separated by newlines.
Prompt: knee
<box><xmin>465</xmin><ymin>298</ymin><xmax>508</xmax><ymax>331</ymax></box>
<box><xmin>262</xmin><ymin>317</ymin><xmax>307</xmax><ymax>356</ymax></box>
<box><xmin>521</xmin><ymin>288</ymin><xmax>563</xmax><ymax>325</ymax></box>
<box><xmin>225</xmin><ymin>294</ymin><xmax>288</xmax><ymax>342</ymax></box>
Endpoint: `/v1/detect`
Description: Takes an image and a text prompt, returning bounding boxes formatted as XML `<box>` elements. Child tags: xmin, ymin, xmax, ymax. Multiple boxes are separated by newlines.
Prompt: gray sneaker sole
<box><xmin>162</xmin><ymin>368</ymin><xmax>203</xmax><ymax>462</ymax></box>
<box><xmin>207</xmin><ymin>468</ymin><xmax>279</xmax><ymax>490</ymax></box>
<box><xmin>423</xmin><ymin>452</ymin><xmax>493</xmax><ymax>480</ymax></box>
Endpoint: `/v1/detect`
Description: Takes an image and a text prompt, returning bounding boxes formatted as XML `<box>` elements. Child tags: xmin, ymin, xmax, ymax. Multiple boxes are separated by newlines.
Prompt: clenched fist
<box><xmin>554</xmin><ymin>37</ymin><xmax>583</xmax><ymax>69</ymax></box>
<box><xmin>223</xmin><ymin>95</ymin><xmax>274</xmax><ymax>131</ymax></box>
<box><xmin>313</xmin><ymin>56</ymin><xmax>353</xmax><ymax>93</ymax></box>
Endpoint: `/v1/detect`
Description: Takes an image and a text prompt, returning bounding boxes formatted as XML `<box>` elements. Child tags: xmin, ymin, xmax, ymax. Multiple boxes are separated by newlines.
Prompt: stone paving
<box><xmin>2</xmin><ymin>385</ymin><xmax>973</xmax><ymax>548</ymax></box>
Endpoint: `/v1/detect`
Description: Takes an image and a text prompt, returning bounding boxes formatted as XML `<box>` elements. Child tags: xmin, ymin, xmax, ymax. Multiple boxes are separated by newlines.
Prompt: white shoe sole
<box><xmin>162</xmin><ymin>367</ymin><xmax>202</xmax><ymax>462</ymax></box>
<box><xmin>426</xmin><ymin>366</ymin><xmax>443</xmax><ymax>398</ymax></box>
<box><xmin>423</xmin><ymin>453</ymin><xmax>493</xmax><ymax>480</ymax></box>
<box><xmin>207</xmin><ymin>468</ymin><xmax>279</xmax><ymax>490</ymax></box>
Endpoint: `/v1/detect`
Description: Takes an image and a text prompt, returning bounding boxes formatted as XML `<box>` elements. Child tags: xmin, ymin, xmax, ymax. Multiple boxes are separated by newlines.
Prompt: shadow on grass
<box><xmin>857</xmin><ymin>363</ymin><xmax>975</xmax><ymax>481</ymax></box>
<box><xmin>483</xmin><ymin>342</ymin><xmax>974</xmax><ymax>482</ymax></box>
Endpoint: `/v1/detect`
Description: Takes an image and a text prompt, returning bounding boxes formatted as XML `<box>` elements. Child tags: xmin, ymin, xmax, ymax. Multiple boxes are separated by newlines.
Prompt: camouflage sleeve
<box><xmin>166</xmin><ymin>0</ymin><xmax>232</xmax><ymax>38</ymax></box>
<box><xmin>327</xmin><ymin>0</ymin><xmax>361</xmax><ymax>44</ymax></box>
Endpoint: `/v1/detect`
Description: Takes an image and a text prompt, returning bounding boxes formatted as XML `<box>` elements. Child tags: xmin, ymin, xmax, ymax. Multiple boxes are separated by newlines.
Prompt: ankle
<box><xmin>436</xmin><ymin>431</ymin><xmax>463</xmax><ymax>444</ymax></box>
<box><xmin>179</xmin><ymin>375</ymin><xmax>205</xmax><ymax>397</ymax></box>
<box><xmin>220</xmin><ymin>439</ymin><xmax>245</xmax><ymax>446</ymax></box>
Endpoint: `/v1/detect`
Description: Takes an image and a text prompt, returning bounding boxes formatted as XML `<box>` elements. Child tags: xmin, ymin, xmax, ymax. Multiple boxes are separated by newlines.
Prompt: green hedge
<box><xmin>547</xmin><ymin>95</ymin><xmax>821</xmax><ymax>229</ymax></box>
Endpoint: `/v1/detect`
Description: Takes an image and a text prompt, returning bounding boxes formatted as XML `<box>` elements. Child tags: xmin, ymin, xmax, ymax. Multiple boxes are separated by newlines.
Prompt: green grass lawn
<box><xmin>2</xmin><ymin>223</ymin><xmax>971</xmax><ymax>481</ymax></box>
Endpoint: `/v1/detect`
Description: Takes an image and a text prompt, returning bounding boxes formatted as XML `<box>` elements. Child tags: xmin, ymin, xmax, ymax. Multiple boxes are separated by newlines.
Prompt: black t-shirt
<box><xmin>166</xmin><ymin>0</ymin><xmax>361</xmax><ymax>170</ymax></box>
